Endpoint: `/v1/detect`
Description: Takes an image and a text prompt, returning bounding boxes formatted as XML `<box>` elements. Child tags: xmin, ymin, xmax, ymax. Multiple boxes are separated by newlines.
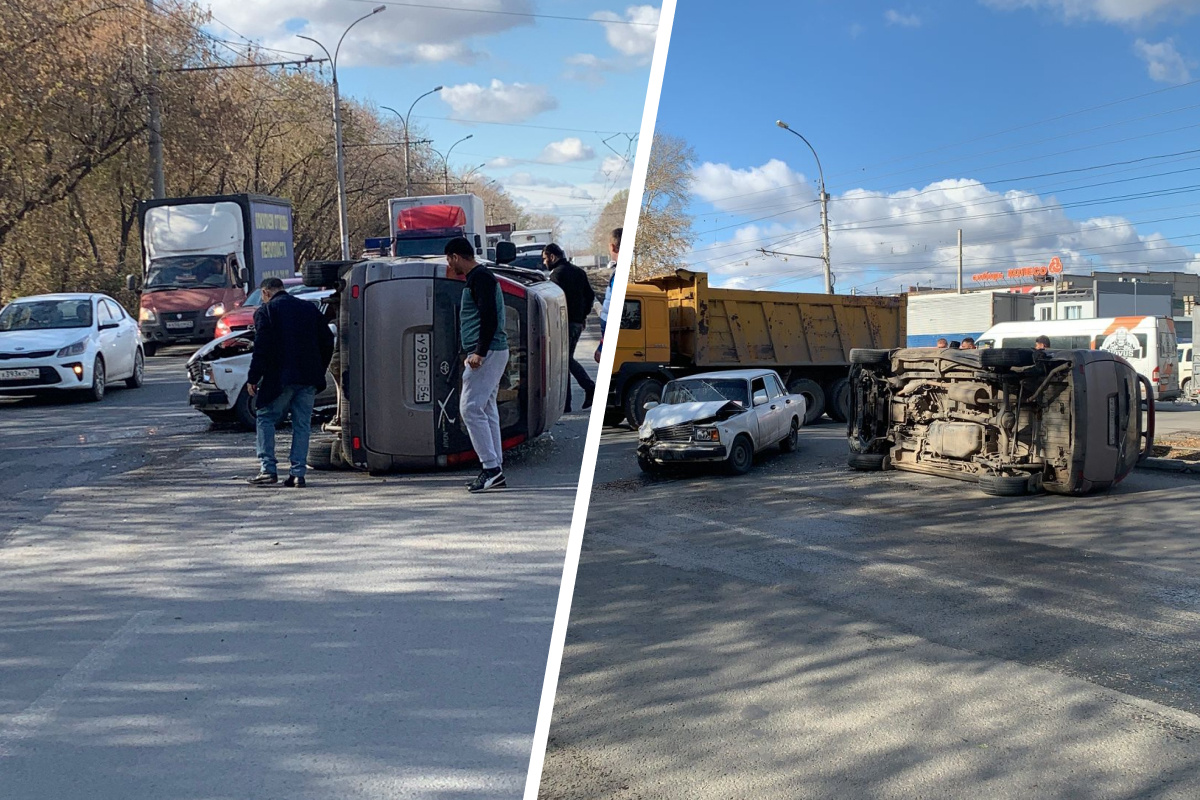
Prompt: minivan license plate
<box><xmin>414</xmin><ymin>332</ymin><xmax>431</xmax><ymax>403</ymax></box>
<box><xmin>0</xmin><ymin>368</ymin><xmax>39</xmax><ymax>381</ymax></box>
<box><xmin>165</xmin><ymin>321</ymin><xmax>192</xmax><ymax>330</ymax></box>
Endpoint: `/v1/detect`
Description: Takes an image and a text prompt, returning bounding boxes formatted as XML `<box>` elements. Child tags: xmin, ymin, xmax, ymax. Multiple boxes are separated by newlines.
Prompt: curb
<box><xmin>1138</xmin><ymin>457</ymin><xmax>1200</xmax><ymax>475</ymax></box>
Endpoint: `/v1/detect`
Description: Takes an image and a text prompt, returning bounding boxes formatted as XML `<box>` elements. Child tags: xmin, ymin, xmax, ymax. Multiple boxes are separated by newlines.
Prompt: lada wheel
<box><xmin>725</xmin><ymin>434</ymin><xmax>754</xmax><ymax>475</ymax></box>
<box><xmin>636</xmin><ymin>453</ymin><xmax>662</xmax><ymax>474</ymax></box>
<box><xmin>780</xmin><ymin>418</ymin><xmax>799</xmax><ymax>453</ymax></box>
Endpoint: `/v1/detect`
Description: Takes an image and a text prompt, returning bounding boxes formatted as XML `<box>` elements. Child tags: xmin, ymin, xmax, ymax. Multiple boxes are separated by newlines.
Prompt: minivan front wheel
<box><xmin>979</xmin><ymin>473</ymin><xmax>1032</xmax><ymax>497</ymax></box>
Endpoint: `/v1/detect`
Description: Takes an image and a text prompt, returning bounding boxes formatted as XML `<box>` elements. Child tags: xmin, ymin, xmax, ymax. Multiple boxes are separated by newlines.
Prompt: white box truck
<box><xmin>385</xmin><ymin>194</ymin><xmax>487</xmax><ymax>258</ymax></box>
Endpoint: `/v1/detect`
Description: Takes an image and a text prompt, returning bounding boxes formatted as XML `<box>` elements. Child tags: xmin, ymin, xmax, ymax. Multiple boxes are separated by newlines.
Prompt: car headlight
<box><xmin>56</xmin><ymin>338</ymin><xmax>88</xmax><ymax>358</ymax></box>
<box><xmin>139</xmin><ymin>307</ymin><xmax>157</xmax><ymax>324</ymax></box>
<box><xmin>205</xmin><ymin>303</ymin><xmax>226</xmax><ymax>318</ymax></box>
<box><xmin>693</xmin><ymin>426</ymin><xmax>720</xmax><ymax>442</ymax></box>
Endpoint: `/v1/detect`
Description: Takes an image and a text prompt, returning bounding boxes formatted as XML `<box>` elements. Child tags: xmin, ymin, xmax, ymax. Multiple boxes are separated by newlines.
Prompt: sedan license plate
<box><xmin>165</xmin><ymin>321</ymin><xmax>193</xmax><ymax>330</ymax></box>
<box><xmin>414</xmin><ymin>332</ymin><xmax>431</xmax><ymax>403</ymax></box>
<box><xmin>0</xmin><ymin>368</ymin><xmax>39</xmax><ymax>381</ymax></box>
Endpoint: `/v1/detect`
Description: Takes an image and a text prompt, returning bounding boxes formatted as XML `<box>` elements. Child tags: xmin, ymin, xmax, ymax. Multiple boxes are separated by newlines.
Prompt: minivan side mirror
<box><xmin>239</xmin><ymin>266</ymin><xmax>249</xmax><ymax>286</ymax></box>
<box><xmin>495</xmin><ymin>241</ymin><xmax>516</xmax><ymax>264</ymax></box>
<box><xmin>126</xmin><ymin>274</ymin><xmax>137</xmax><ymax>292</ymax></box>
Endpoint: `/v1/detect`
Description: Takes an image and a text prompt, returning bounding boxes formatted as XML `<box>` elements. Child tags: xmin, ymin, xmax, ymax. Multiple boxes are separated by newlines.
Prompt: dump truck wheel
<box><xmin>787</xmin><ymin>377</ymin><xmax>825</xmax><ymax>425</ymax></box>
<box><xmin>850</xmin><ymin>348</ymin><xmax>890</xmax><ymax>365</ymax></box>
<box><xmin>725</xmin><ymin>435</ymin><xmax>754</xmax><ymax>475</ymax></box>
<box><xmin>848</xmin><ymin>452</ymin><xmax>888</xmax><ymax>471</ymax></box>
<box><xmin>980</xmin><ymin>348</ymin><xmax>1034</xmax><ymax>368</ymax></box>
<box><xmin>979</xmin><ymin>474</ymin><xmax>1031</xmax><ymax>497</ymax></box>
<box><xmin>624</xmin><ymin>378</ymin><xmax>662</xmax><ymax>428</ymax></box>
<box><xmin>827</xmin><ymin>377</ymin><xmax>851</xmax><ymax>423</ymax></box>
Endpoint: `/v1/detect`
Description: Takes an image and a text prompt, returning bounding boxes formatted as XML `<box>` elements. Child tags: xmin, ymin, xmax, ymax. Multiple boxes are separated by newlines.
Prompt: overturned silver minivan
<box><xmin>847</xmin><ymin>347</ymin><xmax>1154</xmax><ymax>496</ymax></box>
<box><xmin>311</xmin><ymin>256</ymin><xmax>568</xmax><ymax>472</ymax></box>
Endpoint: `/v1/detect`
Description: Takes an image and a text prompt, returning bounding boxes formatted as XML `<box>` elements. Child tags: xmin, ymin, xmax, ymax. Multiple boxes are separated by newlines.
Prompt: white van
<box><xmin>977</xmin><ymin>316</ymin><xmax>1180</xmax><ymax>400</ymax></box>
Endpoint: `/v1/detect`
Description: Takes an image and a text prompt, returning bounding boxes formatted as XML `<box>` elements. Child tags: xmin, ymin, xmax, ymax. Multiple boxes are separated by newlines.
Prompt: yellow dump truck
<box><xmin>608</xmin><ymin>269</ymin><xmax>907</xmax><ymax>427</ymax></box>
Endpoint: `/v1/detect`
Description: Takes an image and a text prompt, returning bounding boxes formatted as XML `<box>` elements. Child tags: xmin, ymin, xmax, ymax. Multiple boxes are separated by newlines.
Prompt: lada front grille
<box><xmin>653</xmin><ymin>423</ymin><xmax>695</xmax><ymax>442</ymax></box>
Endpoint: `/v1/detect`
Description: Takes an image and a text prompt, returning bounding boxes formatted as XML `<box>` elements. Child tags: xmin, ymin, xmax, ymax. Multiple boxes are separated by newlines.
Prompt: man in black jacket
<box><xmin>544</xmin><ymin>243</ymin><xmax>595</xmax><ymax>412</ymax></box>
<box><xmin>246</xmin><ymin>277</ymin><xmax>335</xmax><ymax>487</ymax></box>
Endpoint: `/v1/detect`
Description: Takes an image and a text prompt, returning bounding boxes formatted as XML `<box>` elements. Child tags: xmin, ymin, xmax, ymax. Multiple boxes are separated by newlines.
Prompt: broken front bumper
<box><xmin>639</xmin><ymin>441</ymin><xmax>728</xmax><ymax>463</ymax></box>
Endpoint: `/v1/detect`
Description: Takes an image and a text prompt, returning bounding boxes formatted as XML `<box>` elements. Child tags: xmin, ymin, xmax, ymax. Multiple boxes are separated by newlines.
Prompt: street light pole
<box><xmin>441</xmin><ymin>134</ymin><xmax>473</xmax><ymax>193</ymax></box>
<box><xmin>462</xmin><ymin>162</ymin><xmax>487</xmax><ymax>190</ymax></box>
<box><xmin>383</xmin><ymin>86</ymin><xmax>443</xmax><ymax>197</ymax></box>
<box><xmin>298</xmin><ymin>5</ymin><xmax>386</xmax><ymax>260</ymax></box>
<box><xmin>776</xmin><ymin>120</ymin><xmax>833</xmax><ymax>294</ymax></box>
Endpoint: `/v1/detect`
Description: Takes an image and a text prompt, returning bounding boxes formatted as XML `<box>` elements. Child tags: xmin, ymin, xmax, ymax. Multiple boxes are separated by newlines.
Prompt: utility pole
<box><xmin>776</xmin><ymin>120</ymin><xmax>833</xmax><ymax>294</ymax></box>
<box><xmin>143</xmin><ymin>0</ymin><xmax>165</xmax><ymax>199</ymax></box>
<box><xmin>957</xmin><ymin>228</ymin><xmax>963</xmax><ymax>294</ymax></box>
<box><xmin>299</xmin><ymin>5</ymin><xmax>386</xmax><ymax>260</ymax></box>
<box><xmin>384</xmin><ymin>87</ymin><xmax>443</xmax><ymax>198</ymax></box>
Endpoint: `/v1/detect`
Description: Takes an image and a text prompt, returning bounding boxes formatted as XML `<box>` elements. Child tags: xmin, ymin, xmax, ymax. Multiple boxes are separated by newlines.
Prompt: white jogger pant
<box><xmin>460</xmin><ymin>349</ymin><xmax>509</xmax><ymax>470</ymax></box>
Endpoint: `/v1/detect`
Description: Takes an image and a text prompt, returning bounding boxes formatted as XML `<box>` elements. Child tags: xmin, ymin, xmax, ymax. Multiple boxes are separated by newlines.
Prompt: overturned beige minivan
<box><xmin>847</xmin><ymin>347</ymin><xmax>1154</xmax><ymax>496</ymax></box>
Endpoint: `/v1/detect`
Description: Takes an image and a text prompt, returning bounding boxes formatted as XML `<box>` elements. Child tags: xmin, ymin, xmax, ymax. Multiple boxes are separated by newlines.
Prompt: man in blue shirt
<box><xmin>445</xmin><ymin>237</ymin><xmax>510</xmax><ymax>493</ymax></box>
<box><xmin>595</xmin><ymin>227</ymin><xmax>621</xmax><ymax>363</ymax></box>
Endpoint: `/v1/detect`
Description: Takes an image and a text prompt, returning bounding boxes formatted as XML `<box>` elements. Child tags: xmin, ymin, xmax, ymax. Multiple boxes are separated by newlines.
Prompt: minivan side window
<box><xmin>621</xmin><ymin>299</ymin><xmax>642</xmax><ymax>330</ymax></box>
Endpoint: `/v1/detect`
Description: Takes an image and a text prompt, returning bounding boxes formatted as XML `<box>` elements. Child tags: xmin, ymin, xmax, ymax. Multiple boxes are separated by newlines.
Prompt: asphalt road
<box><xmin>0</xmin><ymin>334</ymin><xmax>597</xmax><ymax>800</ymax></box>
<box><xmin>539</xmin><ymin>411</ymin><xmax>1200</xmax><ymax>800</ymax></box>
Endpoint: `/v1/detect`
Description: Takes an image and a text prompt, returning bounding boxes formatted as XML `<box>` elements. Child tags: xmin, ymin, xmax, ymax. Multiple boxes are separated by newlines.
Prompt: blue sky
<box><xmin>200</xmin><ymin>0</ymin><xmax>659</xmax><ymax>249</ymax></box>
<box><xmin>657</xmin><ymin>0</ymin><xmax>1200</xmax><ymax>293</ymax></box>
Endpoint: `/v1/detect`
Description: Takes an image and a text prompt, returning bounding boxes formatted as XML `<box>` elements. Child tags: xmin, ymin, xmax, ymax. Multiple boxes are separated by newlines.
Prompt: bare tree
<box><xmin>632</xmin><ymin>133</ymin><xmax>695</xmax><ymax>281</ymax></box>
<box><xmin>589</xmin><ymin>189</ymin><xmax>629</xmax><ymax>257</ymax></box>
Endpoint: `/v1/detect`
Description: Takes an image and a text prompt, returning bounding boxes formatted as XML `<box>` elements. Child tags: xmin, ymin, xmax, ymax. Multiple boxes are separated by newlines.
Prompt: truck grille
<box><xmin>0</xmin><ymin>350</ymin><xmax>55</xmax><ymax>360</ymax></box>
<box><xmin>653</xmin><ymin>423</ymin><xmax>695</xmax><ymax>442</ymax></box>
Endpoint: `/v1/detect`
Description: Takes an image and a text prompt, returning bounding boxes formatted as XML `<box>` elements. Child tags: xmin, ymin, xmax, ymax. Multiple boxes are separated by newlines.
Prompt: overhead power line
<box><xmin>345</xmin><ymin>0</ymin><xmax>658</xmax><ymax>26</ymax></box>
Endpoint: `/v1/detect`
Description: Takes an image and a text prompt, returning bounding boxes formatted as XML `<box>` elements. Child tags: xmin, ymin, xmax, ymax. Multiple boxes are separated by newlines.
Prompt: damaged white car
<box><xmin>636</xmin><ymin>369</ymin><xmax>806</xmax><ymax>475</ymax></box>
<box><xmin>186</xmin><ymin>329</ymin><xmax>337</xmax><ymax>429</ymax></box>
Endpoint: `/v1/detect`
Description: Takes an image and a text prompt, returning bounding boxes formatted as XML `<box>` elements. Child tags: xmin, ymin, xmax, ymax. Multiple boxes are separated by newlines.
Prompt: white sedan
<box><xmin>0</xmin><ymin>293</ymin><xmax>144</xmax><ymax>401</ymax></box>
<box><xmin>637</xmin><ymin>368</ymin><xmax>806</xmax><ymax>475</ymax></box>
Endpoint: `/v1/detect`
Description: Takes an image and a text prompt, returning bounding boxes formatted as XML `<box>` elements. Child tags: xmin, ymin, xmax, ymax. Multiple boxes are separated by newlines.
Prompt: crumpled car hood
<box><xmin>643</xmin><ymin>400</ymin><xmax>745</xmax><ymax>428</ymax></box>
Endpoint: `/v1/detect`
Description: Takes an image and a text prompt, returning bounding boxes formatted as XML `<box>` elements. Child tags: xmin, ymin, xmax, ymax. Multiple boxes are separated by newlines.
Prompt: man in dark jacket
<box><xmin>544</xmin><ymin>242</ymin><xmax>595</xmax><ymax>412</ymax></box>
<box><xmin>246</xmin><ymin>277</ymin><xmax>335</xmax><ymax>487</ymax></box>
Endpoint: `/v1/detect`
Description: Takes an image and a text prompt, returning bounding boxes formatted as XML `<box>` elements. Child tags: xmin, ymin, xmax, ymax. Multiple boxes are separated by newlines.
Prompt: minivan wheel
<box><xmin>725</xmin><ymin>435</ymin><xmax>754</xmax><ymax>475</ymax></box>
<box><xmin>848</xmin><ymin>452</ymin><xmax>888</xmax><ymax>471</ymax></box>
<box><xmin>307</xmin><ymin>435</ymin><xmax>336</xmax><ymax>470</ymax></box>
<box><xmin>850</xmin><ymin>348</ymin><xmax>891</xmax><ymax>366</ymax></box>
<box><xmin>978</xmin><ymin>473</ymin><xmax>1031</xmax><ymax>497</ymax></box>
<box><xmin>980</xmin><ymin>348</ymin><xmax>1035</xmax><ymax>369</ymax></box>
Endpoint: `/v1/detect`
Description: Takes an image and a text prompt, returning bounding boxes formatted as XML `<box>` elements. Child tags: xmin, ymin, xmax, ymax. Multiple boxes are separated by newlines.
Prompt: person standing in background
<box><xmin>545</xmin><ymin>243</ymin><xmax>596</xmax><ymax>413</ymax></box>
<box><xmin>595</xmin><ymin>227</ymin><xmax>622</xmax><ymax>363</ymax></box>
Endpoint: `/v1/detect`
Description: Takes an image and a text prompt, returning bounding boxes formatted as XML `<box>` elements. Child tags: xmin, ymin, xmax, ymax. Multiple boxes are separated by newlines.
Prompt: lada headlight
<box><xmin>693</xmin><ymin>426</ymin><xmax>720</xmax><ymax>442</ymax></box>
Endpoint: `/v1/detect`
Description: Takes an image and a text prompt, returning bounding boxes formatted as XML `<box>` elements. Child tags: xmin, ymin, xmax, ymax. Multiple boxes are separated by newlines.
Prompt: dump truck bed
<box><xmin>645</xmin><ymin>269</ymin><xmax>906</xmax><ymax>368</ymax></box>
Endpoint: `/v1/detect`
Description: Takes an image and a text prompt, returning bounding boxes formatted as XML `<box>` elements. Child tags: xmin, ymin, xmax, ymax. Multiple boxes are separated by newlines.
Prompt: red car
<box><xmin>213</xmin><ymin>277</ymin><xmax>315</xmax><ymax>339</ymax></box>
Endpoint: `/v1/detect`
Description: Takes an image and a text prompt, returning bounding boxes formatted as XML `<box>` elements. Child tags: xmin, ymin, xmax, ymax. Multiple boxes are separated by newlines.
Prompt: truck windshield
<box><xmin>146</xmin><ymin>255</ymin><xmax>230</xmax><ymax>290</ymax></box>
<box><xmin>663</xmin><ymin>378</ymin><xmax>749</xmax><ymax>407</ymax></box>
<box><xmin>393</xmin><ymin>236</ymin><xmax>459</xmax><ymax>257</ymax></box>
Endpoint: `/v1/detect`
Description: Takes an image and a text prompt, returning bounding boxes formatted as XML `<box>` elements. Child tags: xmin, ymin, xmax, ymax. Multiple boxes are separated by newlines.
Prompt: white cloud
<box><xmin>687</xmin><ymin>163</ymin><xmax>1200</xmax><ymax>293</ymax></box>
<box><xmin>691</xmin><ymin>159</ymin><xmax>816</xmax><ymax>216</ymax></box>
<box><xmin>884</xmin><ymin>9</ymin><xmax>922</xmax><ymax>26</ymax></box>
<box><xmin>598</xmin><ymin>154</ymin><xmax>634</xmax><ymax>182</ymax></box>
<box><xmin>849</xmin><ymin>22</ymin><xmax>866</xmax><ymax>37</ymax></box>
<box><xmin>981</xmin><ymin>0</ymin><xmax>1200</xmax><ymax>25</ymax></box>
<box><xmin>540</xmin><ymin>137</ymin><xmax>596</xmax><ymax>164</ymax></box>
<box><xmin>592</xmin><ymin>5</ymin><xmax>660</xmax><ymax>58</ymax></box>
<box><xmin>202</xmin><ymin>0</ymin><xmax>533</xmax><ymax>66</ymax></box>
<box><xmin>487</xmin><ymin>156</ymin><xmax>520</xmax><ymax>169</ymax></box>
<box><xmin>506</xmin><ymin>172</ymin><xmax>574</xmax><ymax>188</ymax></box>
<box><xmin>1134</xmin><ymin>38</ymin><xmax>1193</xmax><ymax>83</ymax></box>
<box><xmin>439</xmin><ymin>79</ymin><xmax>558</xmax><ymax>123</ymax></box>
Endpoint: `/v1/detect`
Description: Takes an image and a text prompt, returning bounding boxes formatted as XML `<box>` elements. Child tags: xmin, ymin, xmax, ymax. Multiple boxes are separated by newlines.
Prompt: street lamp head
<box><xmin>372</xmin><ymin>5</ymin><xmax>386</xmax><ymax>13</ymax></box>
<box><xmin>433</xmin><ymin>85</ymin><xmax>444</xmax><ymax>92</ymax></box>
<box><xmin>776</xmin><ymin>120</ymin><xmax>790</xmax><ymax>129</ymax></box>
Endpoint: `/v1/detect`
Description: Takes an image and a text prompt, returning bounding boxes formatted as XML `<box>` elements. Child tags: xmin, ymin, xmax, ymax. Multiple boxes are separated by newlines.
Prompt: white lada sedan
<box><xmin>636</xmin><ymin>368</ymin><xmax>806</xmax><ymax>475</ymax></box>
<box><xmin>0</xmin><ymin>293</ymin><xmax>144</xmax><ymax>401</ymax></box>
